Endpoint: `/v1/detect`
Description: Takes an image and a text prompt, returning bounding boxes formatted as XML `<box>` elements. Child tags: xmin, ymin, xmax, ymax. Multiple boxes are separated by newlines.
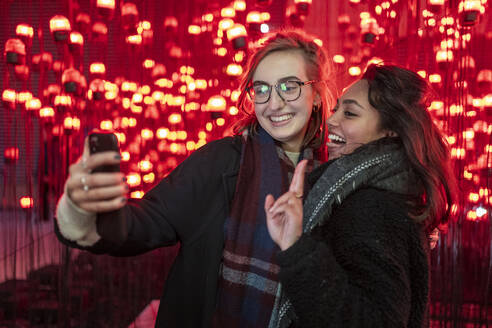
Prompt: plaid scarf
<box><xmin>212</xmin><ymin>127</ymin><xmax>318</xmax><ymax>327</ymax></box>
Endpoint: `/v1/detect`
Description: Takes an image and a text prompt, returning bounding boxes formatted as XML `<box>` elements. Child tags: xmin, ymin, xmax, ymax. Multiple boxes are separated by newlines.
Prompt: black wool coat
<box><xmin>55</xmin><ymin>136</ymin><xmax>243</xmax><ymax>327</ymax></box>
<box><xmin>277</xmin><ymin>188</ymin><xmax>430</xmax><ymax>328</ymax></box>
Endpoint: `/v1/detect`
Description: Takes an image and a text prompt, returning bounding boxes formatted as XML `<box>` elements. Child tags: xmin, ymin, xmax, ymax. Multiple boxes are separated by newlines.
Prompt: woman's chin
<box><xmin>327</xmin><ymin>144</ymin><xmax>343</xmax><ymax>160</ymax></box>
<box><xmin>328</xmin><ymin>154</ymin><xmax>340</xmax><ymax>160</ymax></box>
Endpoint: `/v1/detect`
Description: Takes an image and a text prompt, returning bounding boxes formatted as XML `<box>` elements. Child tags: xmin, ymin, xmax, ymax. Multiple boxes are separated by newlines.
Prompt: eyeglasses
<box><xmin>246</xmin><ymin>80</ymin><xmax>316</xmax><ymax>104</ymax></box>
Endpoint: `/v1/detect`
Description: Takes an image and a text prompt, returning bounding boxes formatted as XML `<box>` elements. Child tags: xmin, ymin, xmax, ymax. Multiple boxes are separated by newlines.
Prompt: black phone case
<box><xmin>88</xmin><ymin>133</ymin><xmax>120</xmax><ymax>173</ymax></box>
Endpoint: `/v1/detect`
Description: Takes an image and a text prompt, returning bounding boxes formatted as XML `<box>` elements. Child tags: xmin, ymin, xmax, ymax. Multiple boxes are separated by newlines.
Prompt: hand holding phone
<box><xmin>66</xmin><ymin>132</ymin><xmax>126</xmax><ymax>214</ymax></box>
<box><xmin>87</xmin><ymin>131</ymin><xmax>127</xmax><ymax>245</ymax></box>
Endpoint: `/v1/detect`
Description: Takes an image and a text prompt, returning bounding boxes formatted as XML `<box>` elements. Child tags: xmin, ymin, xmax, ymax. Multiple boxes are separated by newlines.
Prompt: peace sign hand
<box><xmin>265</xmin><ymin>159</ymin><xmax>307</xmax><ymax>251</ymax></box>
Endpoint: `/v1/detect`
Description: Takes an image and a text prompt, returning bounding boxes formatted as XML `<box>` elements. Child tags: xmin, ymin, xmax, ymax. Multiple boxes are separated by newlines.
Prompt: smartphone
<box><xmin>88</xmin><ymin>132</ymin><xmax>127</xmax><ymax>246</ymax></box>
<box><xmin>88</xmin><ymin>132</ymin><xmax>120</xmax><ymax>173</ymax></box>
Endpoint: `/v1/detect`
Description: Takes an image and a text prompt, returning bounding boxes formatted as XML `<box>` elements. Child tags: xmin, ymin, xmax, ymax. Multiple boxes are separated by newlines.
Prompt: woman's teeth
<box><xmin>328</xmin><ymin>134</ymin><xmax>346</xmax><ymax>144</ymax></box>
<box><xmin>270</xmin><ymin>114</ymin><xmax>293</xmax><ymax>122</ymax></box>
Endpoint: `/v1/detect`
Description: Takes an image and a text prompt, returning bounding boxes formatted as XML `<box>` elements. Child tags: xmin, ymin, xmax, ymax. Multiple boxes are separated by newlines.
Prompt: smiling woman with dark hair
<box><xmin>265</xmin><ymin>64</ymin><xmax>456</xmax><ymax>327</ymax></box>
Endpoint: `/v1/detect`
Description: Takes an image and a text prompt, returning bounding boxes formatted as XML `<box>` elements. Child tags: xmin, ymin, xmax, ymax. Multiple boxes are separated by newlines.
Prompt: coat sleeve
<box><xmin>276</xmin><ymin>189</ymin><xmax>427</xmax><ymax>328</ymax></box>
<box><xmin>54</xmin><ymin>136</ymin><xmax>241</xmax><ymax>256</ymax></box>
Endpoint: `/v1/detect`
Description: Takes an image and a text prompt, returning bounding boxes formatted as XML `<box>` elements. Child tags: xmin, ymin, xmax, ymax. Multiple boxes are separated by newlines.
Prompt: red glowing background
<box><xmin>0</xmin><ymin>0</ymin><xmax>490</xmax><ymax>326</ymax></box>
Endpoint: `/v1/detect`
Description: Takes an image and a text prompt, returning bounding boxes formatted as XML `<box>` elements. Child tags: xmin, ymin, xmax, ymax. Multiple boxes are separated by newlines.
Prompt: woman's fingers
<box><xmin>78</xmin><ymin>196</ymin><xmax>127</xmax><ymax>213</ymax></box>
<box><xmin>268</xmin><ymin>191</ymin><xmax>300</xmax><ymax>214</ymax></box>
<box><xmin>265</xmin><ymin>194</ymin><xmax>275</xmax><ymax>213</ymax></box>
<box><xmin>67</xmin><ymin>136</ymin><xmax>121</xmax><ymax>195</ymax></box>
<box><xmin>67</xmin><ymin>172</ymin><xmax>125</xmax><ymax>191</ymax></box>
<box><xmin>82</xmin><ymin>151</ymin><xmax>121</xmax><ymax>172</ymax></box>
<box><xmin>69</xmin><ymin>137</ymin><xmax>91</xmax><ymax>175</ymax></box>
<box><xmin>268</xmin><ymin>199</ymin><xmax>300</xmax><ymax>218</ymax></box>
<box><xmin>63</xmin><ymin>136</ymin><xmax>127</xmax><ymax>213</ymax></box>
<box><xmin>71</xmin><ymin>182</ymin><xmax>128</xmax><ymax>202</ymax></box>
<box><xmin>69</xmin><ymin>137</ymin><xmax>120</xmax><ymax>175</ymax></box>
<box><xmin>265</xmin><ymin>188</ymin><xmax>304</xmax><ymax>250</ymax></box>
<box><xmin>68</xmin><ymin>172</ymin><xmax>126</xmax><ymax>203</ymax></box>
<box><xmin>266</xmin><ymin>159</ymin><xmax>307</xmax><ymax>246</ymax></box>
<box><xmin>289</xmin><ymin>159</ymin><xmax>307</xmax><ymax>198</ymax></box>
<box><xmin>267</xmin><ymin>159</ymin><xmax>307</xmax><ymax>216</ymax></box>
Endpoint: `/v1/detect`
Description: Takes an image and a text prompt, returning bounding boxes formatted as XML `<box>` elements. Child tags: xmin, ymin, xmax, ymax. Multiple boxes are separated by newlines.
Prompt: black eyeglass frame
<box><xmin>246</xmin><ymin>80</ymin><xmax>317</xmax><ymax>104</ymax></box>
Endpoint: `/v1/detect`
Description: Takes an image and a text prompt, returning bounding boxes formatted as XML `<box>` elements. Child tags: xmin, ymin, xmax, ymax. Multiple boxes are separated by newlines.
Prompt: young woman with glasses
<box><xmin>55</xmin><ymin>29</ymin><xmax>333</xmax><ymax>327</ymax></box>
<box><xmin>265</xmin><ymin>64</ymin><xmax>456</xmax><ymax>327</ymax></box>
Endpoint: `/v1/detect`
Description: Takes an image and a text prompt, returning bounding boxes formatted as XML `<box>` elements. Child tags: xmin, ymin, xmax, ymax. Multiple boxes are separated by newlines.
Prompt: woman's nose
<box><xmin>268</xmin><ymin>88</ymin><xmax>285</xmax><ymax>110</ymax></box>
<box><xmin>327</xmin><ymin>112</ymin><xmax>339</xmax><ymax>127</ymax></box>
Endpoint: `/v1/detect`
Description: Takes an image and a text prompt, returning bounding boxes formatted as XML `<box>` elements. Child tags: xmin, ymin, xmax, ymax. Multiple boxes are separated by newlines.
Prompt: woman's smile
<box><xmin>269</xmin><ymin>113</ymin><xmax>295</xmax><ymax>124</ymax></box>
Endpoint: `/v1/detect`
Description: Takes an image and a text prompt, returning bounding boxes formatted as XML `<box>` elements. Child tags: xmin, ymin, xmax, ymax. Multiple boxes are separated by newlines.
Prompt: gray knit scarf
<box><xmin>272</xmin><ymin>137</ymin><xmax>422</xmax><ymax>328</ymax></box>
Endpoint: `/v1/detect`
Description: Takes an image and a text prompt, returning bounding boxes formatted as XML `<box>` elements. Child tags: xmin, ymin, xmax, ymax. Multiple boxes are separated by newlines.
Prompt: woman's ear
<box><xmin>386</xmin><ymin>130</ymin><xmax>398</xmax><ymax>137</ymax></box>
<box><xmin>313</xmin><ymin>93</ymin><xmax>321</xmax><ymax>106</ymax></box>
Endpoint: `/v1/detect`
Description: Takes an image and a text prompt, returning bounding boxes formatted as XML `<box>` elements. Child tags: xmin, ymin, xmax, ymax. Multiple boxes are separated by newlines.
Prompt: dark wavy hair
<box><xmin>362</xmin><ymin>64</ymin><xmax>456</xmax><ymax>229</ymax></box>
<box><xmin>233</xmin><ymin>29</ymin><xmax>334</xmax><ymax>154</ymax></box>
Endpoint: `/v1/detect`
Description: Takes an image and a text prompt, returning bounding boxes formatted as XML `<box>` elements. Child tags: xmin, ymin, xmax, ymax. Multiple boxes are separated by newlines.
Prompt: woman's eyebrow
<box><xmin>342</xmin><ymin>98</ymin><xmax>365</xmax><ymax>110</ymax></box>
<box><xmin>278</xmin><ymin>75</ymin><xmax>301</xmax><ymax>82</ymax></box>
<box><xmin>252</xmin><ymin>76</ymin><xmax>301</xmax><ymax>84</ymax></box>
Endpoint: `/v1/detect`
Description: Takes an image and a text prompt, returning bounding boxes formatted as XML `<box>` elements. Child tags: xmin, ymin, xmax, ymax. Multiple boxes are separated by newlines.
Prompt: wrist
<box><xmin>56</xmin><ymin>192</ymin><xmax>99</xmax><ymax>242</ymax></box>
<box><xmin>280</xmin><ymin>233</ymin><xmax>302</xmax><ymax>251</ymax></box>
